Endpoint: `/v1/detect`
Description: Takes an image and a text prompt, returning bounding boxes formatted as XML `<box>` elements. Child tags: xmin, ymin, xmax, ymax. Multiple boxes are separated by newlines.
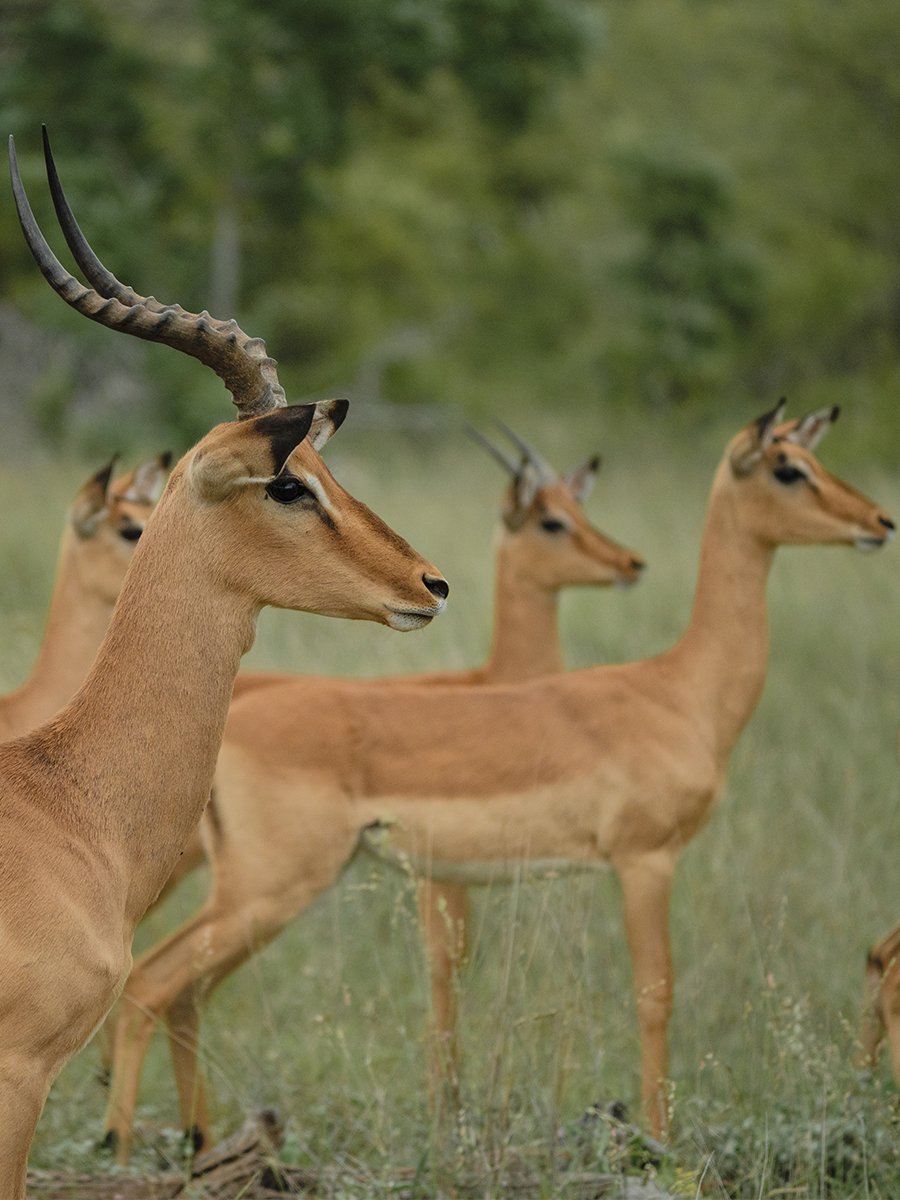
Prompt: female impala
<box><xmin>103</xmin><ymin>400</ymin><xmax>892</xmax><ymax>1157</ymax></box>
<box><xmin>0</xmin><ymin>132</ymin><xmax>446</xmax><ymax>1197</ymax></box>
<box><xmin>0</xmin><ymin>453</ymin><xmax>168</xmax><ymax>739</ymax></box>
<box><xmin>118</xmin><ymin>426</ymin><xmax>645</xmax><ymax>1088</ymax></box>
<box><xmin>860</xmin><ymin>920</ymin><xmax>900</xmax><ymax>1082</ymax></box>
<box><xmin>147</xmin><ymin>427</ymin><xmax>643</xmax><ymax>915</ymax></box>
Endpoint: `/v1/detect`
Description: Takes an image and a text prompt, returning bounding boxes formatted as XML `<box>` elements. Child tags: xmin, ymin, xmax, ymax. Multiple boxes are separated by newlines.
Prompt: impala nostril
<box><xmin>630</xmin><ymin>559</ymin><xmax>645</xmax><ymax>572</ymax></box>
<box><xmin>879</xmin><ymin>516</ymin><xmax>895</xmax><ymax>531</ymax></box>
<box><xmin>423</xmin><ymin>574</ymin><xmax>449</xmax><ymax>601</ymax></box>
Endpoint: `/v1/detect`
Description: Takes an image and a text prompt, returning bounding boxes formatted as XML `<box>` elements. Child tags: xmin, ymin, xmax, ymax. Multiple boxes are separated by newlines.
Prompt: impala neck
<box><xmin>483</xmin><ymin>536</ymin><xmax>564</xmax><ymax>682</ymax></box>
<box><xmin>0</xmin><ymin>529</ymin><xmax>114</xmax><ymax>735</ymax></box>
<box><xmin>44</xmin><ymin>491</ymin><xmax>258</xmax><ymax>926</ymax></box>
<box><xmin>668</xmin><ymin>468</ymin><xmax>774</xmax><ymax>761</ymax></box>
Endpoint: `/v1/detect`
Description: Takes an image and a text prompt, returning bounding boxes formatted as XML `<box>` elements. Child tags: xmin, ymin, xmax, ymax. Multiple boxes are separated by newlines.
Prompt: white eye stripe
<box><xmin>232</xmin><ymin>473</ymin><xmax>335</xmax><ymax>514</ymax></box>
<box><xmin>300</xmin><ymin>473</ymin><xmax>335</xmax><ymax>515</ymax></box>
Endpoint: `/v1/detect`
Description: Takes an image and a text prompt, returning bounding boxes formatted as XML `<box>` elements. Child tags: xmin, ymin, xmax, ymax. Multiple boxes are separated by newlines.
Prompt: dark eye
<box><xmin>265</xmin><ymin>475</ymin><xmax>310</xmax><ymax>504</ymax></box>
<box><xmin>773</xmin><ymin>465</ymin><xmax>807</xmax><ymax>485</ymax></box>
<box><xmin>118</xmin><ymin>525</ymin><xmax>142</xmax><ymax>542</ymax></box>
<box><xmin>540</xmin><ymin>517</ymin><xmax>567</xmax><ymax>534</ymax></box>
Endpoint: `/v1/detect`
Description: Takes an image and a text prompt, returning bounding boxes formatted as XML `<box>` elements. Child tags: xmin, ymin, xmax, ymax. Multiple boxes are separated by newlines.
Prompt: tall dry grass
<box><xmin>2</xmin><ymin>408</ymin><xmax>897</xmax><ymax>1195</ymax></box>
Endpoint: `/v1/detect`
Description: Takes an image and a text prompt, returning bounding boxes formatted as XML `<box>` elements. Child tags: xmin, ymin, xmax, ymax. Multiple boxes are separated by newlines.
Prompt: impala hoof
<box><xmin>97</xmin><ymin>1129</ymin><xmax>118</xmax><ymax>1155</ymax></box>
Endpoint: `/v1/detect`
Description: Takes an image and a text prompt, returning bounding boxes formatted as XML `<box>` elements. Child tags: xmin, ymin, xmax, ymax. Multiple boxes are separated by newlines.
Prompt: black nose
<box><xmin>879</xmin><ymin>516</ymin><xmax>895</xmax><ymax>531</ymax></box>
<box><xmin>630</xmin><ymin>558</ymin><xmax>645</xmax><ymax>572</ymax></box>
<box><xmin>423</xmin><ymin>574</ymin><xmax>449</xmax><ymax>601</ymax></box>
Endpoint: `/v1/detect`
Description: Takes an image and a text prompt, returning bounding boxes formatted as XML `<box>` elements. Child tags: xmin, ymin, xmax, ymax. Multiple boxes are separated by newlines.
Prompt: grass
<box><xmin>2</xmin><ymin>406</ymin><xmax>899</xmax><ymax>1197</ymax></box>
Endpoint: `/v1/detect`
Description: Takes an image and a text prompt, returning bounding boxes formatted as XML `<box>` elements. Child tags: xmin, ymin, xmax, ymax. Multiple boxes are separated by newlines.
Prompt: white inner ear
<box><xmin>564</xmin><ymin>462</ymin><xmax>598</xmax><ymax>503</ymax></box>
<box><xmin>121</xmin><ymin>462</ymin><xmax>166</xmax><ymax>504</ymax></box>
<box><xmin>514</xmin><ymin>463</ymin><xmax>541</xmax><ymax>511</ymax></box>
<box><xmin>784</xmin><ymin>408</ymin><xmax>834</xmax><ymax>451</ymax></box>
<box><xmin>308</xmin><ymin>400</ymin><xmax>344</xmax><ymax>451</ymax></box>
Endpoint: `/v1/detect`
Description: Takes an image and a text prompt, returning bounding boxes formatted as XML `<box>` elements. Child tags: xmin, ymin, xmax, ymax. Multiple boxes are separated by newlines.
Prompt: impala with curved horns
<box><xmin>102</xmin><ymin>401</ymin><xmax>892</xmax><ymax>1156</ymax></box>
<box><xmin>0</xmin><ymin>130</ymin><xmax>446</xmax><ymax>1197</ymax></box>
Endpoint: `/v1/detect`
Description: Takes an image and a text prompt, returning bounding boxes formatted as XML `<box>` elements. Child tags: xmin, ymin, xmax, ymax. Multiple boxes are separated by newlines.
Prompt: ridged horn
<box><xmin>9</xmin><ymin>129</ymin><xmax>285</xmax><ymax>420</ymax></box>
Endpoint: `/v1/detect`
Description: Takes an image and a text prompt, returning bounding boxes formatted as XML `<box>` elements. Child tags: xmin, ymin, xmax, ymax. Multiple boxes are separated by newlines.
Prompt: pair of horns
<box><xmin>9</xmin><ymin>128</ymin><xmax>285</xmax><ymax>420</ymax></box>
<box><xmin>468</xmin><ymin>422</ymin><xmax>556</xmax><ymax>482</ymax></box>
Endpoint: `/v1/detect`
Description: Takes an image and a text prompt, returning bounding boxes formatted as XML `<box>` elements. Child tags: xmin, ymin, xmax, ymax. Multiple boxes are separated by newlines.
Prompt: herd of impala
<box><xmin>0</xmin><ymin>130</ymin><xmax>897</xmax><ymax>1195</ymax></box>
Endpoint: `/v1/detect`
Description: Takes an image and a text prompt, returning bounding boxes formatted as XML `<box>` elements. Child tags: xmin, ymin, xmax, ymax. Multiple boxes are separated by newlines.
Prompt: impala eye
<box><xmin>118</xmin><ymin>524</ymin><xmax>142</xmax><ymax>542</ymax></box>
<box><xmin>540</xmin><ymin>517</ymin><xmax>567</xmax><ymax>534</ymax></box>
<box><xmin>773</xmin><ymin>464</ymin><xmax>807</xmax><ymax>485</ymax></box>
<box><xmin>265</xmin><ymin>475</ymin><xmax>310</xmax><ymax>504</ymax></box>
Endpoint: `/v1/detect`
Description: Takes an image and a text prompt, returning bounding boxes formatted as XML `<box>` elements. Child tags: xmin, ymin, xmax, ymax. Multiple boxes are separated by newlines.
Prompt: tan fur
<box><xmin>0</xmin><ymin>457</ymin><xmax>166</xmax><ymax>739</ymax></box>
<box><xmin>120</xmin><ymin>451</ymin><xmax>643</xmax><ymax>1095</ymax></box>
<box><xmin>859</xmin><ymin>920</ymin><xmax>900</xmax><ymax>1082</ymax></box>
<box><xmin>104</xmin><ymin>405</ymin><xmax>893</xmax><ymax>1156</ymax></box>
<box><xmin>0</xmin><ymin>413</ymin><xmax>446</xmax><ymax>1196</ymax></box>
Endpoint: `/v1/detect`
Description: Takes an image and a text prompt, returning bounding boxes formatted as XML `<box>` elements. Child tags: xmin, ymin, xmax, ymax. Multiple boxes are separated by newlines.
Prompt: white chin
<box><xmin>854</xmin><ymin>537</ymin><xmax>884</xmax><ymax>552</ymax></box>
<box><xmin>387</xmin><ymin>611</ymin><xmax>434</xmax><ymax>632</ymax></box>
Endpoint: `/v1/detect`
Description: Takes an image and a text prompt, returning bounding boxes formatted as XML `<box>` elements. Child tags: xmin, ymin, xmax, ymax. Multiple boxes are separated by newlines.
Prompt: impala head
<box><xmin>68</xmin><ymin>453</ymin><xmax>170</xmax><ymax>603</ymax></box>
<box><xmin>724</xmin><ymin>400</ymin><xmax>894</xmax><ymax>549</ymax></box>
<box><xmin>471</xmin><ymin>424</ymin><xmax>645</xmax><ymax>589</ymax></box>
<box><xmin>181</xmin><ymin>401</ymin><xmax>448</xmax><ymax>627</ymax></box>
<box><xmin>10</xmin><ymin>130</ymin><xmax>448</xmax><ymax>630</ymax></box>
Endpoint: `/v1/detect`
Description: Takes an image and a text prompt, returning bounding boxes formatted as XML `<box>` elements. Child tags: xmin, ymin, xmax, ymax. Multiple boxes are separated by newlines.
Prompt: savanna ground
<box><xmin>2</xmin><ymin>406</ymin><xmax>898</xmax><ymax>1198</ymax></box>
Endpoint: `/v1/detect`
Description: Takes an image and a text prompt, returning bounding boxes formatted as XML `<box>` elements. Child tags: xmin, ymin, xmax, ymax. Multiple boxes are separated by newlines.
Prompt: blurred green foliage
<box><xmin>0</xmin><ymin>0</ymin><xmax>899</xmax><ymax>456</ymax></box>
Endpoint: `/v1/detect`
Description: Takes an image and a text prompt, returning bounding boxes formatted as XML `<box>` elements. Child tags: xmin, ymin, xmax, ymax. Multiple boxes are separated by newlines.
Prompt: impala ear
<box><xmin>782</xmin><ymin>405</ymin><xmax>840</xmax><ymax>451</ymax></box>
<box><xmin>118</xmin><ymin>452</ymin><xmax>171</xmax><ymax>504</ymax></box>
<box><xmin>188</xmin><ymin>405</ymin><xmax>317</xmax><ymax>502</ymax></box>
<box><xmin>71</xmin><ymin>455</ymin><xmax>117</xmax><ymax>537</ymax></box>
<box><xmin>308</xmin><ymin>398</ymin><xmax>350</xmax><ymax>451</ymax></box>
<box><xmin>563</xmin><ymin>455</ymin><xmax>601</xmax><ymax>503</ymax></box>
<box><xmin>730</xmin><ymin>399</ymin><xmax>786</xmax><ymax>477</ymax></box>
<box><xmin>252</xmin><ymin>404</ymin><xmax>318</xmax><ymax>475</ymax></box>
<box><xmin>502</xmin><ymin>461</ymin><xmax>541</xmax><ymax>530</ymax></box>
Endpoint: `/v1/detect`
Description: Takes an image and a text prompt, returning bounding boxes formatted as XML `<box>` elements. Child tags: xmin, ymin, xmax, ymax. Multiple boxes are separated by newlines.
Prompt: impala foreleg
<box><xmin>616</xmin><ymin>853</ymin><xmax>675</xmax><ymax>1141</ymax></box>
<box><xmin>417</xmin><ymin>879</ymin><xmax>470</xmax><ymax>1104</ymax></box>
<box><xmin>104</xmin><ymin>879</ymin><xmax>327</xmax><ymax>1163</ymax></box>
<box><xmin>0</xmin><ymin>1056</ymin><xmax>54</xmax><ymax>1200</ymax></box>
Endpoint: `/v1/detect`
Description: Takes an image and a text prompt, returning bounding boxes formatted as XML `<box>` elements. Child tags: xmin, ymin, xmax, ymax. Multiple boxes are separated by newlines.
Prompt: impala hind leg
<box><xmin>417</xmin><ymin>880</ymin><xmax>470</xmax><ymax>1106</ymax></box>
<box><xmin>616</xmin><ymin>853</ymin><xmax>675</xmax><ymax>1141</ymax></box>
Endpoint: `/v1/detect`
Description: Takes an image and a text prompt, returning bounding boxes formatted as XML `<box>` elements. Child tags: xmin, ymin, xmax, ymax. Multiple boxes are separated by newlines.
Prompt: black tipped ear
<box><xmin>783</xmin><ymin>405</ymin><xmax>840</xmax><ymax>451</ymax></box>
<box><xmin>308</xmin><ymin>398</ymin><xmax>350</xmax><ymax>451</ymax></box>
<box><xmin>252</xmin><ymin>404</ymin><xmax>316</xmax><ymax>475</ymax></box>
<box><xmin>71</xmin><ymin>454</ymin><xmax>118</xmax><ymax>536</ymax></box>
<box><xmin>730</xmin><ymin>399</ymin><xmax>786</xmax><ymax>477</ymax></box>
<box><xmin>91</xmin><ymin>455</ymin><xmax>119</xmax><ymax>499</ymax></box>
<box><xmin>123</xmin><ymin>453</ymin><xmax>171</xmax><ymax>504</ymax></box>
<box><xmin>563</xmin><ymin>455</ymin><xmax>601</xmax><ymax>504</ymax></box>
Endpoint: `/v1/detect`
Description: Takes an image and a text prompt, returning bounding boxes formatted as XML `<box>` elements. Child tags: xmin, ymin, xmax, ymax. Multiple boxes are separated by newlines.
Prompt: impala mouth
<box><xmin>854</xmin><ymin>535</ymin><xmax>888</xmax><ymax>552</ymax></box>
<box><xmin>614</xmin><ymin>559</ymin><xmax>647</xmax><ymax>589</ymax></box>
<box><xmin>386</xmin><ymin>602</ymin><xmax>445</xmax><ymax>632</ymax></box>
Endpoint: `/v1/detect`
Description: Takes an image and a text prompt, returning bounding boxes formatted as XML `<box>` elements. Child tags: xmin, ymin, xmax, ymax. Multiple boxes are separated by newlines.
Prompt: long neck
<box><xmin>666</xmin><ymin>469</ymin><xmax>775</xmax><ymax>762</ymax></box>
<box><xmin>0</xmin><ymin>529</ymin><xmax>114</xmax><ymax>736</ymax></box>
<box><xmin>36</xmin><ymin>489</ymin><xmax>258</xmax><ymax>927</ymax></box>
<box><xmin>483</xmin><ymin>536</ymin><xmax>564</xmax><ymax>682</ymax></box>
